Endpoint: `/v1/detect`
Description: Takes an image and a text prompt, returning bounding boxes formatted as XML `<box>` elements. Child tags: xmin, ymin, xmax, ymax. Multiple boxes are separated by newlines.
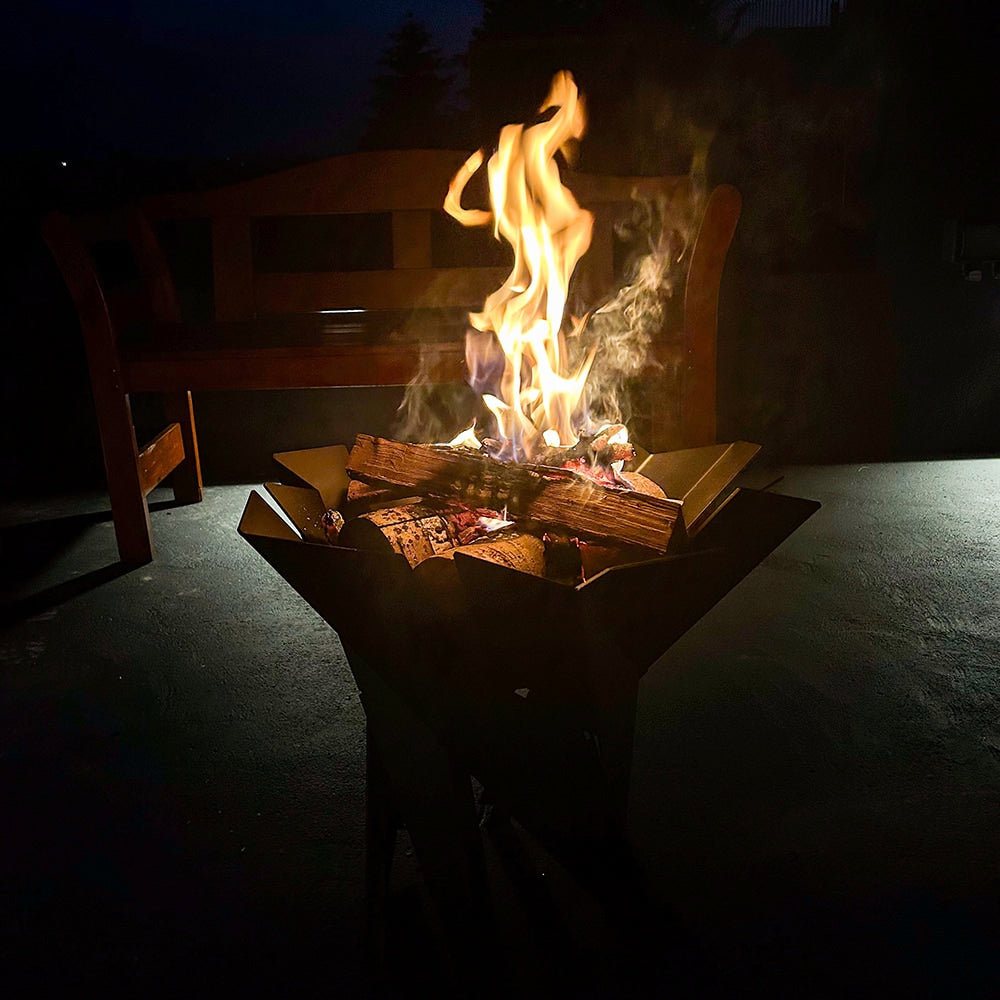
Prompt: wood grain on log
<box><xmin>439</xmin><ymin>531</ymin><xmax>545</xmax><ymax>575</ymax></box>
<box><xmin>347</xmin><ymin>435</ymin><xmax>682</xmax><ymax>551</ymax></box>
<box><xmin>338</xmin><ymin>502</ymin><xmax>457</xmax><ymax>567</ymax></box>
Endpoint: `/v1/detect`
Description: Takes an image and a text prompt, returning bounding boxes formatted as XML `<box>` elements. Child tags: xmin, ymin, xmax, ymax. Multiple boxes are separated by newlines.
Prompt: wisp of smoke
<box><xmin>569</xmin><ymin>183</ymin><xmax>704</xmax><ymax>432</ymax></box>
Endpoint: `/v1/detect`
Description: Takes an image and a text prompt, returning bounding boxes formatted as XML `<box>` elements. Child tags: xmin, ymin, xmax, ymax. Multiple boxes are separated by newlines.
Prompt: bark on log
<box><xmin>344</xmin><ymin>478</ymin><xmax>419</xmax><ymax>515</ymax></box>
<box><xmin>346</xmin><ymin>434</ymin><xmax>682</xmax><ymax>552</ymax></box>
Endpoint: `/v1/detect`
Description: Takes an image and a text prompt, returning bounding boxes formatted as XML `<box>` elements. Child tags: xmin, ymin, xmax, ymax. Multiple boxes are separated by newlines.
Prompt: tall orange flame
<box><xmin>445</xmin><ymin>71</ymin><xmax>596</xmax><ymax>462</ymax></box>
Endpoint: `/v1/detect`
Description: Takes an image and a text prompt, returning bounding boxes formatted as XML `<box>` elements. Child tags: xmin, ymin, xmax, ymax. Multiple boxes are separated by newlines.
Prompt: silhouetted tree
<box><xmin>465</xmin><ymin>0</ymin><xmax>729</xmax><ymax>173</ymax></box>
<box><xmin>359</xmin><ymin>14</ymin><xmax>457</xmax><ymax>150</ymax></box>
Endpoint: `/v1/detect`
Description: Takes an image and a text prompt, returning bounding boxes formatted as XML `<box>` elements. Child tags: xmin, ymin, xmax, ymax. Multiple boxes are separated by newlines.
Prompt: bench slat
<box><xmin>253</xmin><ymin>267</ymin><xmax>511</xmax><ymax>315</ymax></box>
<box><xmin>137</xmin><ymin>421</ymin><xmax>186</xmax><ymax>496</ymax></box>
<box><xmin>123</xmin><ymin>342</ymin><xmax>466</xmax><ymax>392</ymax></box>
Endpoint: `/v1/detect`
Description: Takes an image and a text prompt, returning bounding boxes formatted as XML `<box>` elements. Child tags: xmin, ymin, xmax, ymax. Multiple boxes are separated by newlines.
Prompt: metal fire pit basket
<box><xmin>238</xmin><ymin>441</ymin><xmax>818</xmax><ymax>948</ymax></box>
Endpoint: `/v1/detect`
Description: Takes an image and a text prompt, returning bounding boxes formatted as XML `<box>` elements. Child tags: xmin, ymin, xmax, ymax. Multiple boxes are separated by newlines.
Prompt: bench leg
<box><xmin>364</xmin><ymin>725</ymin><xmax>399</xmax><ymax>973</ymax></box>
<box><xmin>97</xmin><ymin>390</ymin><xmax>154</xmax><ymax>566</ymax></box>
<box><xmin>164</xmin><ymin>391</ymin><xmax>203</xmax><ymax>504</ymax></box>
<box><xmin>42</xmin><ymin>211</ymin><xmax>153</xmax><ymax>564</ymax></box>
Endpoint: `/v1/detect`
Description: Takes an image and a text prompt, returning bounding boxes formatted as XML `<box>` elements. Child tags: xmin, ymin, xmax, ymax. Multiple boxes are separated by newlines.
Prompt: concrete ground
<box><xmin>2</xmin><ymin>460</ymin><xmax>999</xmax><ymax>997</ymax></box>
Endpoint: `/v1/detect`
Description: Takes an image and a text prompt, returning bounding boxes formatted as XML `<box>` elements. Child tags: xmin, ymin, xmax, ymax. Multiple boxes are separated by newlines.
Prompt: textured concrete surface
<box><xmin>632</xmin><ymin>460</ymin><xmax>1000</xmax><ymax>994</ymax></box>
<box><xmin>2</xmin><ymin>461</ymin><xmax>999</xmax><ymax>996</ymax></box>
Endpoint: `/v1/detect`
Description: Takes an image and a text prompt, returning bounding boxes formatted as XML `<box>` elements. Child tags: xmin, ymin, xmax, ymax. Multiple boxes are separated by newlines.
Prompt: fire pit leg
<box><xmin>587</xmin><ymin>669</ymin><xmax>641</xmax><ymax>845</ymax></box>
<box><xmin>363</xmin><ymin>725</ymin><xmax>398</xmax><ymax>971</ymax></box>
<box><xmin>346</xmin><ymin>642</ymin><xmax>501</xmax><ymax>989</ymax></box>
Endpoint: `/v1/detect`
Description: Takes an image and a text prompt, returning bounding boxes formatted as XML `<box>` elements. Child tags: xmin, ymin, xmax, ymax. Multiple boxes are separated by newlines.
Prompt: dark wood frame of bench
<box><xmin>43</xmin><ymin>149</ymin><xmax>740</xmax><ymax>565</ymax></box>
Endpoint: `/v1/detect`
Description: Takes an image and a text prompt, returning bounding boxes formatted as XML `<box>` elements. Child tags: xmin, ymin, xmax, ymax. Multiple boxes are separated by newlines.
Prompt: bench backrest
<box><xmin>62</xmin><ymin>148</ymin><xmax>740</xmax><ymax>450</ymax></box>
<box><xmin>141</xmin><ymin>149</ymin><xmax>696</xmax><ymax>324</ymax></box>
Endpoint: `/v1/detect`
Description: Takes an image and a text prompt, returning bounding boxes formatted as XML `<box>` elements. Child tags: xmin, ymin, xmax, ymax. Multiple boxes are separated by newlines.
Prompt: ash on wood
<box><xmin>347</xmin><ymin>434</ymin><xmax>683</xmax><ymax>551</ymax></box>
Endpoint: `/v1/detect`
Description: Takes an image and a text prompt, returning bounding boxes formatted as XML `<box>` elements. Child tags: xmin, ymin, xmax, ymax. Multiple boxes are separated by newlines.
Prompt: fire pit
<box><xmin>238</xmin><ymin>72</ymin><xmax>819</xmax><ymax>964</ymax></box>
<box><xmin>238</xmin><ymin>438</ymin><xmax>817</xmax><ymax>953</ymax></box>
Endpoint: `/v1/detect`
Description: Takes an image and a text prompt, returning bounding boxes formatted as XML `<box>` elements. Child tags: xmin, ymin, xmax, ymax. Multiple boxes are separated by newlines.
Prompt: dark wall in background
<box><xmin>712</xmin><ymin>0</ymin><xmax>999</xmax><ymax>461</ymax></box>
<box><xmin>873</xmin><ymin>0</ymin><xmax>1000</xmax><ymax>456</ymax></box>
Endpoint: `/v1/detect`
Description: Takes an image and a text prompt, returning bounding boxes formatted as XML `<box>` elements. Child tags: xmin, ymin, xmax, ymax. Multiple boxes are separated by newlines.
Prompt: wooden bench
<box><xmin>43</xmin><ymin>148</ymin><xmax>740</xmax><ymax>565</ymax></box>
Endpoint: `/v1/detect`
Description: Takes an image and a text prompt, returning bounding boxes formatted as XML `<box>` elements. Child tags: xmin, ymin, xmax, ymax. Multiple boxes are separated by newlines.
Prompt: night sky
<box><xmin>4</xmin><ymin>0</ymin><xmax>482</xmax><ymax>160</ymax></box>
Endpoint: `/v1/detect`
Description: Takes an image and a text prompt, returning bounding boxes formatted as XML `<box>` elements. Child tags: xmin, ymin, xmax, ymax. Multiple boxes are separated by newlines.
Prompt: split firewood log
<box><xmin>344</xmin><ymin>479</ymin><xmax>420</xmax><ymax>515</ymax></box>
<box><xmin>619</xmin><ymin>471</ymin><xmax>666</xmax><ymax>499</ymax></box>
<box><xmin>436</xmin><ymin>530</ymin><xmax>545</xmax><ymax>575</ymax></box>
<box><xmin>337</xmin><ymin>499</ymin><xmax>542</xmax><ymax>573</ymax></box>
<box><xmin>346</xmin><ymin>435</ymin><xmax>682</xmax><ymax>552</ymax></box>
<box><xmin>337</xmin><ymin>501</ymin><xmax>458</xmax><ymax>567</ymax></box>
<box><xmin>412</xmin><ymin>530</ymin><xmax>546</xmax><ymax>618</ymax></box>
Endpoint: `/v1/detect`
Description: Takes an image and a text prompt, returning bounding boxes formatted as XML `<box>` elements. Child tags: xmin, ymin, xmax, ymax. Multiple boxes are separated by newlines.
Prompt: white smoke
<box><xmin>569</xmin><ymin>182</ymin><xmax>705</xmax><ymax>433</ymax></box>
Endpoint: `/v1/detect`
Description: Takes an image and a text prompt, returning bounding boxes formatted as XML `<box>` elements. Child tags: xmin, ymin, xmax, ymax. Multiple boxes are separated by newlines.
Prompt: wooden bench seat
<box><xmin>43</xmin><ymin>148</ymin><xmax>740</xmax><ymax>565</ymax></box>
<box><xmin>122</xmin><ymin>340</ymin><xmax>465</xmax><ymax>393</ymax></box>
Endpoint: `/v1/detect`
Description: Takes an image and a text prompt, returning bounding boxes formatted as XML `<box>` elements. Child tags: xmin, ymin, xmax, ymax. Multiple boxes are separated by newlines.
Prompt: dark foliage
<box><xmin>359</xmin><ymin>14</ymin><xmax>458</xmax><ymax>150</ymax></box>
<box><xmin>465</xmin><ymin>1</ymin><xmax>732</xmax><ymax>174</ymax></box>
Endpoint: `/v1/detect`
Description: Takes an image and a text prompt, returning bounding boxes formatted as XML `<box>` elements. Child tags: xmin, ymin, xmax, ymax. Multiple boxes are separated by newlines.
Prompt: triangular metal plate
<box><xmin>635</xmin><ymin>440</ymin><xmax>760</xmax><ymax>534</ymax></box>
<box><xmin>273</xmin><ymin>444</ymin><xmax>350</xmax><ymax>510</ymax></box>
<box><xmin>264</xmin><ymin>482</ymin><xmax>329</xmax><ymax>542</ymax></box>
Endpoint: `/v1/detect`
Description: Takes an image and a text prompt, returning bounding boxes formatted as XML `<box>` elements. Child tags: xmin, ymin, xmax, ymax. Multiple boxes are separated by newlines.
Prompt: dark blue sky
<box><xmin>5</xmin><ymin>0</ymin><xmax>482</xmax><ymax>159</ymax></box>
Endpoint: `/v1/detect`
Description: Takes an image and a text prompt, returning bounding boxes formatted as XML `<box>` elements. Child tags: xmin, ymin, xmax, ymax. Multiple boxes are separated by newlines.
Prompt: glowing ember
<box><xmin>445</xmin><ymin>71</ymin><xmax>598</xmax><ymax>463</ymax></box>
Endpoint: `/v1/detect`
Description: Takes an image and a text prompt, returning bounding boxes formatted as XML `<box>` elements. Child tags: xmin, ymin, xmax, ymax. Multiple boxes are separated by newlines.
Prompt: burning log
<box><xmin>346</xmin><ymin>434</ymin><xmax>683</xmax><ymax>552</ymax></box>
<box><xmin>532</xmin><ymin>426</ymin><xmax>637</xmax><ymax>473</ymax></box>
